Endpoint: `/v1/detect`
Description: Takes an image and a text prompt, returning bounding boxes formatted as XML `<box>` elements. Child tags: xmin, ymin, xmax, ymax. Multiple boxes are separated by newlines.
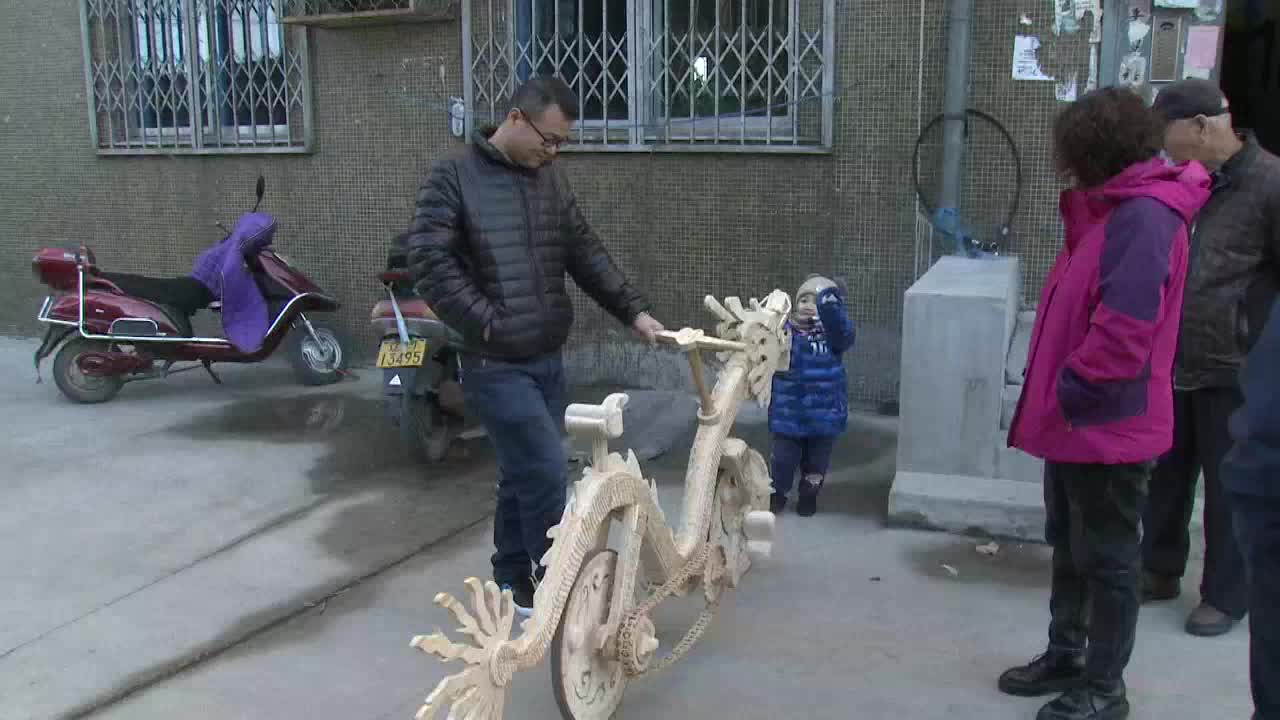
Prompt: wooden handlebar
<box><xmin>654</xmin><ymin>329</ymin><xmax>747</xmax><ymax>353</ymax></box>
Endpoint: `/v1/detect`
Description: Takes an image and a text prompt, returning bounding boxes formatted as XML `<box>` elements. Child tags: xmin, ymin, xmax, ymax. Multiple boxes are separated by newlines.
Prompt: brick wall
<box><xmin>0</xmin><ymin>1</ymin><xmax>1095</xmax><ymax>405</ymax></box>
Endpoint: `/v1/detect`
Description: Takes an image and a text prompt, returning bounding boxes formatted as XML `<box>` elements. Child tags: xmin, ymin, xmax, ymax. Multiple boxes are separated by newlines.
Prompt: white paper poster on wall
<box><xmin>1056</xmin><ymin>72</ymin><xmax>1079</xmax><ymax>102</ymax></box>
<box><xmin>1013</xmin><ymin>35</ymin><xmax>1056</xmax><ymax>80</ymax></box>
<box><xmin>1053</xmin><ymin>0</ymin><xmax>1103</xmax><ymax>35</ymax></box>
<box><xmin>1119</xmin><ymin>51</ymin><xmax>1148</xmax><ymax>85</ymax></box>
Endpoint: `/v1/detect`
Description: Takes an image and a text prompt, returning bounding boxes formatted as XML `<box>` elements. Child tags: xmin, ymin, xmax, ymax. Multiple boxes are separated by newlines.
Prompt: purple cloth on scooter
<box><xmin>190</xmin><ymin>212</ymin><xmax>276</xmax><ymax>353</ymax></box>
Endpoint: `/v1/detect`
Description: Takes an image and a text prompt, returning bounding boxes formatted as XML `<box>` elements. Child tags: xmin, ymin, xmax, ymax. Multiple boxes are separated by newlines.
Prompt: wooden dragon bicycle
<box><xmin>410</xmin><ymin>289</ymin><xmax>792</xmax><ymax>720</ymax></box>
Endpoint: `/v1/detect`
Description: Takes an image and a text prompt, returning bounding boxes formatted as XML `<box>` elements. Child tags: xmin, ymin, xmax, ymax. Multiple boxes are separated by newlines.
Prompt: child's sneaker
<box><xmin>769</xmin><ymin>493</ymin><xmax>787</xmax><ymax>513</ymax></box>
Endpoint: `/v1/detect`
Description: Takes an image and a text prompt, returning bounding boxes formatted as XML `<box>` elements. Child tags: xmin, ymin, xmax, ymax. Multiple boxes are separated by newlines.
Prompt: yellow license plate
<box><xmin>376</xmin><ymin>339</ymin><xmax>427</xmax><ymax>368</ymax></box>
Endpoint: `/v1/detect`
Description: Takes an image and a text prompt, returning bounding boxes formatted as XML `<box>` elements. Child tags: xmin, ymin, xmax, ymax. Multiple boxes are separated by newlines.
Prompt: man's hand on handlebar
<box><xmin>631</xmin><ymin>311</ymin><xmax>665</xmax><ymax>345</ymax></box>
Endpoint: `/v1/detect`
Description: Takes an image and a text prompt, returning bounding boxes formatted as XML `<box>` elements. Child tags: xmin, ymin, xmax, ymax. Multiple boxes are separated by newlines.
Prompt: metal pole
<box><xmin>938</xmin><ymin>0</ymin><xmax>972</xmax><ymax>214</ymax></box>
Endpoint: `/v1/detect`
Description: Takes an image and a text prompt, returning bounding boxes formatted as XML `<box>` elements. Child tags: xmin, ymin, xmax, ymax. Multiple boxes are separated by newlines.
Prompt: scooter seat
<box><xmin>100</xmin><ymin>272</ymin><xmax>213</xmax><ymax>318</ymax></box>
<box><xmin>371</xmin><ymin>298</ymin><xmax>438</xmax><ymax>321</ymax></box>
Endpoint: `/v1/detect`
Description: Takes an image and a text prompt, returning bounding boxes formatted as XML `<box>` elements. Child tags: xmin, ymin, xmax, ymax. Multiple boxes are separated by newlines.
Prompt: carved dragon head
<box><xmin>704</xmin><ymin>290</ymin><xmax>792</xmax><ymax>408</ymax></box>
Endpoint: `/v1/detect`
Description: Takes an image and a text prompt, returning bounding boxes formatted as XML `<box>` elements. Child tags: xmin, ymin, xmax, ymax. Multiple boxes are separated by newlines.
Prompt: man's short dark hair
<box><xmin>508</xmin><ymin>75</ymin><xmax>580</xmax><ymax>122</ymax></box>
<box><xmin>1053</xmin><ymin>86</ymin><xmax>1164</xmax><ymax>188</ymax></box>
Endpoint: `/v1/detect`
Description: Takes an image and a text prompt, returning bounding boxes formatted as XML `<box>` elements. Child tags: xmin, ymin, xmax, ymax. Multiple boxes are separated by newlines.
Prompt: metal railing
<box><xmin>80</xmin><ymin>0</ymin><xmax>312</xmax><ymax>154</ymax></box>
<box><xmin>463</xmin><ymin>0</ymin><xmax>835</xmax><ymax>152</ymax></box>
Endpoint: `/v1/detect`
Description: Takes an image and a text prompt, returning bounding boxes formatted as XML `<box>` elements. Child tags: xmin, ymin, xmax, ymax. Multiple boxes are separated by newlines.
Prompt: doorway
<box><xmin>1220</xmin><ymin>0</ymin><xmax>1280</xmax><ymax>153</ymax></box>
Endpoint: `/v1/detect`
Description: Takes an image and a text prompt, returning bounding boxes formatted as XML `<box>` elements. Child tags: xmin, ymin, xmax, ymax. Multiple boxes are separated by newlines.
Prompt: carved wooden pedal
<box><xmin>744</xmin><ymin>511</ymin><xmax>776</xmax><ymax>561</ymax></box>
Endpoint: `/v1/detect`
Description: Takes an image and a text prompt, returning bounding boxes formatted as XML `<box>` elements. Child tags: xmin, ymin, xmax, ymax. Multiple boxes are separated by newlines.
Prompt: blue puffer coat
<box><xmin>769</xmin><ymin>287</ymin><xmax>856</xmax><ymax>438</ymax></box>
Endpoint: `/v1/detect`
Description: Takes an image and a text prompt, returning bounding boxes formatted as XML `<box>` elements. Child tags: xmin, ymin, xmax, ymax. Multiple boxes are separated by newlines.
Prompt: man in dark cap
<box><xmin>1141</xmin><ymin>78</ymin><xmax>1280</xmax><ymax>637</ymax></box>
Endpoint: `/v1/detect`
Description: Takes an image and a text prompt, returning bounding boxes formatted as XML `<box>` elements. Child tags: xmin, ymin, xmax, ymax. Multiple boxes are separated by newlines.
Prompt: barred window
<box><xmin>463</xmin><ymin>0</ymin><xmax>835</xmax><ymax>151</ymax></box>
<box><xmin>80</xmin><ymin>0</ymin><xmax>311</xmax><ymax>154</ymax></box>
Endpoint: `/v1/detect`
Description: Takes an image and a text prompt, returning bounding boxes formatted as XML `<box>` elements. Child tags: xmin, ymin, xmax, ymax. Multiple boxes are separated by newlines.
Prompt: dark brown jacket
<box><xmin>1175</xmin><ymin>133</ymin><xmax>1280</xmax><ymax>390</ymax></box>
<box><xmin>406</xmin><ymin>128</ymin><xmax>649</xmax><ymax>360</ymax></box>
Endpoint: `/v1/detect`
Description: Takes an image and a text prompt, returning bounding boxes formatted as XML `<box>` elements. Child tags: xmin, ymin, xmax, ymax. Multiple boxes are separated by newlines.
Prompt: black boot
<box><xmin>1037</xmin><ymin>682</ymin><xmax>1129</xmax><ymax>720</ymax></box>
<box><xmin>998</xmin><ymin>650</ymin><xmax>1085</xmax><ymax>697</ymax></box>
<box><xmin>796</xmin><ymin>475</ymin><xmax>821</xmax><ymax>517</ymax></box>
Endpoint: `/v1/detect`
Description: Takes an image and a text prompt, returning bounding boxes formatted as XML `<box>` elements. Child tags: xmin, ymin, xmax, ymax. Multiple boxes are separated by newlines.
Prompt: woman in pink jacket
<box><xmin>999</xmin><ymin>87</ymin><xmax>1211</xmax><ymax>720</ymax></box>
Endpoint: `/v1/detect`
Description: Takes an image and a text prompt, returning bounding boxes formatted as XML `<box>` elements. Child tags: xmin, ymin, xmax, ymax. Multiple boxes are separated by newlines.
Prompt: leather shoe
<box><xmin>1037</xmin><ymin>685</ymin><xmax>1130</xmax><ymax>720</ymax></box>
<box><xmin>1140</xmin><ymin>571</ymin><xmax>1180</xmax><ymax>602</ymax></box>
<box><xmin>1185</xmin><ymin>603</ymin><xmax>1239</xmax><ymax>637</ymax></box>
<box><xmin>998</xmin><ymin>651</ymin><xmax>1085</xmax><ymax>697</ymax></box>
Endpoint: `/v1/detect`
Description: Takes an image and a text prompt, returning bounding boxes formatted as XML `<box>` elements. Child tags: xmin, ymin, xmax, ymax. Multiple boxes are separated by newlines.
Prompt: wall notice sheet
<box><xmin>1185</xmin><ymin>25</ymin><xmax>1220</xmax><ymax>69</ymax></box>
<box><xmin>1013</xmin><ymin>35</ymin><xmax>1055</xmax><ymax>80</ymax></box>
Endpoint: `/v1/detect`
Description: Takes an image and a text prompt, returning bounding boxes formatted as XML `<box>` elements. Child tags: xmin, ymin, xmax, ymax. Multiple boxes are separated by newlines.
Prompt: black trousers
<box><xmin>1142</xmin><ymin>387</ymin><xmax>1249</xmax><ymax>618</ymax></box>
<box><xmin>1045</xmin><ymin>461</ymin><xmax>1151</xmax><ymax>689</ymax></box>
<box><xmin>1233</xmin><ymin>494</ymin><xmax>1280</xmax><ymax>720</ymax></box>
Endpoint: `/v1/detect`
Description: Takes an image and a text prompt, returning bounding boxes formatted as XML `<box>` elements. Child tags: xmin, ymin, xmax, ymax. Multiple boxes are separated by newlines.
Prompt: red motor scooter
<box><xmin>31</xmin><ymin>177</ymin><xmax>348</xmax><ymax>404</ymax></box>
<box><xmin>370</xmin><ymin>233</ymin><xmax>471</xmax><ymax>463</ymax></box>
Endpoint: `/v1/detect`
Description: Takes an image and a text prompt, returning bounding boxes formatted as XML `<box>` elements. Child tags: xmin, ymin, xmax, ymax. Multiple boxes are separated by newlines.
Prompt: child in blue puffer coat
<box><xmin>769</xmin><ymin>275</ymin><xmax>855</xmax><ymax>516</ymax></box>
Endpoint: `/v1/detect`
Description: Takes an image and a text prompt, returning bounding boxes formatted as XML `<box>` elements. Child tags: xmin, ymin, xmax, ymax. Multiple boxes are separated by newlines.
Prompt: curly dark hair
<box><xmin>1052</xmin><ymin>86</ymin><xmax>1164</xmax><ymax>188</ymax></box>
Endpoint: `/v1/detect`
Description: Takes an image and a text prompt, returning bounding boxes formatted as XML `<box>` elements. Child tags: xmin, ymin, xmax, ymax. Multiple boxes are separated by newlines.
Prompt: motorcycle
<box><xmin>32</xmin><ymin>177</ymin><xmax>347</xmax><ymax>404</ymax></box>
<box><xmin>370</xmin><ymin>233</ymin><xmax>472</xmax><ymax>463</ymax></box>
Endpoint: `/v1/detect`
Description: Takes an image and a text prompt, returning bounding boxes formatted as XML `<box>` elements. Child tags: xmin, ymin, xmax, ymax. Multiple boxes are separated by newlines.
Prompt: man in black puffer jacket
<box><xmin>406</xmin><ymin>75</ymin><xmax>663</xmax><ymax>614</ymax></box>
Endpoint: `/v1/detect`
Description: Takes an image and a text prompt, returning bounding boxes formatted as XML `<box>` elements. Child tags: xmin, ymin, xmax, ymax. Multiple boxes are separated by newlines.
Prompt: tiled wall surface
<box><xmin>0</xmin><ymin>1</ymin><xmax>1093</xmax><ymax>404</ymax></box>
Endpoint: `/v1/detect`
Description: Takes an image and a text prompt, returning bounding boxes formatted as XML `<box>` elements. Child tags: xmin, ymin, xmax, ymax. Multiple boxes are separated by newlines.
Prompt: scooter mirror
<box><xmin>251</xmin><ymin>175</ymin><xmax>266</xmax><ymax>213</ymax></box>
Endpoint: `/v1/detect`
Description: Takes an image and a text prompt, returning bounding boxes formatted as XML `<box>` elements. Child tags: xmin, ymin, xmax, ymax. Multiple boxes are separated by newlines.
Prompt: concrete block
<box><xmin>889</xmin><ymin>470</ymin><xmax>1204</xmax><ymax>544</ymax></box>
<box><xmin>896</xmin><ymin>256</ymin><xmax>1021</xmax><ymax>479</ymax></box>
<box><xmin>1005</xmin><ymin>310</ymin><xmax>1035</xmax><ymax>386</ymax></box>
<box><xmin>995</xmin><ymin>444</ymin><xmax>1044</xmax><ymax>484</ymax></box>
<box><xmin>888</xmin><ymin>471</ymin><xmax>1046</xmax><ymax>542</ymax></box>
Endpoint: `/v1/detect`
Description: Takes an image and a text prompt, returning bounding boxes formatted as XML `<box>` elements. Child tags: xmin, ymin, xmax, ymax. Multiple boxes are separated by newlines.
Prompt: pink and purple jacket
<box><xmin>1008</xmin><ymin>158</ymin><xmax>1212</xmax><ymax>465</ymax></box>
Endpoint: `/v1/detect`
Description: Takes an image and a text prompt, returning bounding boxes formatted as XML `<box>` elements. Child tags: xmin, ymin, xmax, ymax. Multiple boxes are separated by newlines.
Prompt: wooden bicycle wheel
<box><xmin>550</xmin><ymin>549</ymin><xmax>628</xmax><ymax>719</ymax></box>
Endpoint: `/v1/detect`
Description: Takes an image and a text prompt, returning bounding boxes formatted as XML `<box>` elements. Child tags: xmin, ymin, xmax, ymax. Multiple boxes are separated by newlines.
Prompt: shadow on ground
<box><xmin>128</xmin><ymin>385</ymin><xmax>500</xmax><ymax>672</ymax></box>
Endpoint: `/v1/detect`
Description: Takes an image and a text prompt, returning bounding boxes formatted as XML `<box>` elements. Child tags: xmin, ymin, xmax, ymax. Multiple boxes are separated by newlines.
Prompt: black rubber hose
<box><xmin>911</xmin><ymin>108</ymin><xmax>1024</xmax><ymax>251</ymax></box>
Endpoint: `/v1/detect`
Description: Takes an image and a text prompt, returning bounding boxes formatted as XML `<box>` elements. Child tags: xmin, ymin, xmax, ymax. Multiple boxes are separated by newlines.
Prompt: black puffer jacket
<box><xmin>1175</xmin><ymin>133</ymin><xmax>1280</xmax><ymax>390</ymax></box>
<box><xmin>406</xmin><ymin>128</ymin><xmax>649</xmax><ymax>360</ymax></box>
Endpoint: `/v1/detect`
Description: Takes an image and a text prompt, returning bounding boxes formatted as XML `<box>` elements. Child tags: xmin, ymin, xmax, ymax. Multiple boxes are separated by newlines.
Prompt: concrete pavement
<box><xmin>1</xmin><ymin>335</ymin><xmax>1251</xmax><ymax>720</ymax></box>
<box><xmin>0</xmin><ymin>337</ymin><xmax>498</xmax><ymax>720</ymax></box>
<box><xmin>95</xmin><ymin>508</ymin><xmax>1250</xmax><ymax>720</ymax></box>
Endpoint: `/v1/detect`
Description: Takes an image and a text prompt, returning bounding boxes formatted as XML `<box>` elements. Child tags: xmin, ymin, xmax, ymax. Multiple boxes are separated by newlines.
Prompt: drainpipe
<box><xmin>938</xmin><ymin>0</ymin><xmax>974</xmax><ymax>254</ymax></box>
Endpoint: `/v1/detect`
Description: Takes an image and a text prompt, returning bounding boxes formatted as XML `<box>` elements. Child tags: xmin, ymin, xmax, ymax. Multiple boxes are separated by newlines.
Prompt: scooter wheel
<box><xmin>403</xmin><ymin>393</ymin><xmax>451</xmax><ymax>463</ymax></box>
<box><xmin>288</xmin><ymin>323</ymin><xmax>347</xmax><ymax>386</ymax></box>
<box><xmin>52</xmin><ymin>338</ymin><xmax>125</xmax><ymax>404</ymax></box>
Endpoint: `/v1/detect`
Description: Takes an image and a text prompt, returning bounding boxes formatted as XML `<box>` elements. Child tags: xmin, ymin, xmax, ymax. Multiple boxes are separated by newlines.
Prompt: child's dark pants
<box><xmin>770</xmin><ymin>433</ymin><xmax>836</xmax><ymax>496</ymax></box>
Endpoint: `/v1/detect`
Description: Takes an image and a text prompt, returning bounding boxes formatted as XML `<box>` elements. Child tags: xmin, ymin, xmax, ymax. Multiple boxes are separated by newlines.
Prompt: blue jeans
<box><xmin>770</xmin><ymin>433</ymin><xmax>836</xmax><ymax>496</ymax></box>
<box><xmin>461</xmin><ymin>352</ymin><xmax>568</xmax><ymax>587</ymax></box>
<box><xmin>1233</xmin><ymin>494</ymin><xmax>1280</xmax><ymax>720</ymax></box>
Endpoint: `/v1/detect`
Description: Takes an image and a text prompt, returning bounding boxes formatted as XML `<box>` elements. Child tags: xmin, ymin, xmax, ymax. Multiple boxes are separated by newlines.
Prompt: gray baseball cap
<box><xmin>1152</xmin><ymin>79</ymin><xmax>1230</xmax><ymax>122</ymax></box>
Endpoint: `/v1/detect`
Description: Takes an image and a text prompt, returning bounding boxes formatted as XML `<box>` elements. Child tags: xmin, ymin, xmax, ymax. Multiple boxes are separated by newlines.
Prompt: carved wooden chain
<box><xmin>617</xmin><ymin>538</ymin><xmax>718</xmax><ymax>677</ymax></box>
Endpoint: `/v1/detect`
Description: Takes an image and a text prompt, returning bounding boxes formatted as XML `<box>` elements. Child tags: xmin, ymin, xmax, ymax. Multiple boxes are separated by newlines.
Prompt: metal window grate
<box><xmin>80</xmin><ymin>0</ymin><xmax>311</xmax><ymax>154</ymax></box>
<box><xmin>280</xmin><ymin>0</ymin><xmax>416</xmax><ymax>10</ymax></box>
<box><xmin>276</xmin><ymin>0</ymin><xmax>457</xmax><ymax>26</ymax></box>
<box><xmin>462</xmin><ymin>0</ymin><xmax>835</xmax><ymax>151</ymax></box>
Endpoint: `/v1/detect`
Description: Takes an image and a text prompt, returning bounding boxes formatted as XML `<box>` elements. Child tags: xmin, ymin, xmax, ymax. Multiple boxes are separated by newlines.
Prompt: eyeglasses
<box><xmin>518</xmin><ymin>108</ymin><xmax>569</xmax><ymax>149</ymax></box>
